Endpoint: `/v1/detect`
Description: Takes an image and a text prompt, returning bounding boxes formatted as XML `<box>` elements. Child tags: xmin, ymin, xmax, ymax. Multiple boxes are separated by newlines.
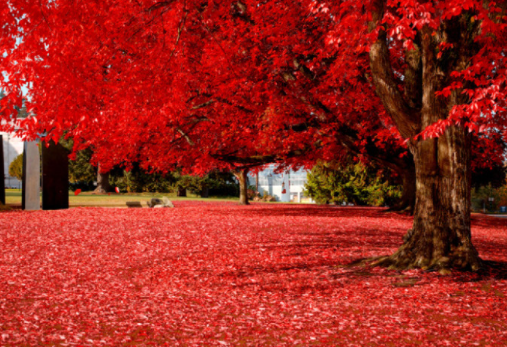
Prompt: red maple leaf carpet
<box><xmin>1</xmin><ymin>202</ymin><xmax>506</xmax><ymax>346</ymax></box>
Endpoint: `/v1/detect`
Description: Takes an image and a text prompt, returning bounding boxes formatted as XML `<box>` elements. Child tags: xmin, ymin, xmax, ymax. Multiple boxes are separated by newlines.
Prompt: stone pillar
<box><xmin>42</xmin><ymin>142</ymin><xmax>69</xmax><ymax>210</ymax></box>
<box><xmin>22</xmin><ymin>141</ymin><xmax>40</xmax><ymax>210</ymax></box>
<box><xmin>0</xmin><ymin>135</ymin><xmax>5</xmax><ymax>205</ymax></box>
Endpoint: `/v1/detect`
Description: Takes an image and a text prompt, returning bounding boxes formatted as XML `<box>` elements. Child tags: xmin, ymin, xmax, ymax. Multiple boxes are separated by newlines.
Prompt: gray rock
<box><xmin>147</xmin><ymin>197</ymin><xmax>174</xmax><ymax>208</ymax></box>
<box><xmin>147</xmin><ymin>198</ymin><xmax>162</xmax><ymax>207</ymax></box>
<box><xmin>162</xmin><ymin>197</ymin><xmax>174</xmax><ymax>208</ymax></box>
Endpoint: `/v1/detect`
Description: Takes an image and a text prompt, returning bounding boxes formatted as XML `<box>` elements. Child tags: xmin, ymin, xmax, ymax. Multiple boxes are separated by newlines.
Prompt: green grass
<box><xmin>5</xmin><ymin>189</ymin><xmax>239</xmax><ymax>208</ymax></box>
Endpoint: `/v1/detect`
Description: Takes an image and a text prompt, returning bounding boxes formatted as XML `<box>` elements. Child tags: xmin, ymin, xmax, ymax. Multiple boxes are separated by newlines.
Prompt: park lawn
<box><xmin>4</xmin><ymin>189</ymin><xmax>239</xmax><ymax>208</ymax></box>
<box><xmin>0</xmin><ymin>202</ymin><xmax>506</xmax><ymax>346</ymax></box>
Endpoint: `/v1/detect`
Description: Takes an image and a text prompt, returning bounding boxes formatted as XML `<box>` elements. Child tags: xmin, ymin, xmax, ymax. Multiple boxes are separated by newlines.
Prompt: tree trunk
<box><xmin>234</xmin><ymin>168</ymin><xmax>250</xmax><ymax>205</ymax></box>
<box><xmin>93</xmin><ymin>166</ymin><xmax>110</xmax><ymax>194</ymax></box>
<box><xmin>388</xmin><ymin>163</ymin><xmax>416</xmax><ymax>214</ymax></box>
<box><xmin>368</xmin><ymin>4</ymin><xmax>483</xmax><ymax>272</ymax></box>
<box><xmin>376</xmin><ymin>126</ymin><xmax>481</xmax><ymax>272</ymax></box>
<box><xmin>177</xmin><ymin>187</ymin><xmax>187</xmax><ymax>197</ymax></box>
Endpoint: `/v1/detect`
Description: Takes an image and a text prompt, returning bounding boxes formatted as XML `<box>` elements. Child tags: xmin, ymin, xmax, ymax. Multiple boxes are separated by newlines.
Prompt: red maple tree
<box><xmin>1</xmin><ymin>0</ymin><xmax>506</xmax><ymax>271</ymax></box>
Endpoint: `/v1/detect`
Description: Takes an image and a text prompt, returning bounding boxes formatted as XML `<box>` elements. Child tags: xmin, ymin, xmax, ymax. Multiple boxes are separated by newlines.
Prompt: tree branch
<box><xmin>176</xmin><ymin>127</ymin><xmax>195</xmax><ymax>146</ymax></box>
<box><xmin>368</xmin><ymin>0</ymin><xmax>420</xmax><ymax>138</ymax></box>
<box><xmin>146</xmin><ymin>1</ymin><xmax>177</xmax><ymax>13</ymax></box>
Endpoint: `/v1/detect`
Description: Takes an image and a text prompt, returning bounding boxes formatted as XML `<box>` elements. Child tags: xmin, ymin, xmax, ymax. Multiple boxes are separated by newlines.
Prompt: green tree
<box><xmin>171</xmin><ymin>170</ymin><xmax>238</xmax><ymax>197</ymax></box>
<box><xmin>60</xmin><ymin>138</ymin><xmax>97</xmax><ymax>191</ymax></box>
<box><xmin>109</xmin><ymin>163</ymin><xmax>175</xmax><ymax>193</ymax></box>
<box><xmin>68</xmin><ymin>149</ymin><xmax>96</xmax><ymax>184</ymax></box>
<box><xmin>172</xmin><ymin>172</ymin><xmax>215</xmax><ymax>197</ymax></box>
<box><xmin>304</xmin><ymin>160</ymin><xmax>401</xmax><ymax>207</ymax></box>
<box><xmin>8</xmin><ymin>153</ymin><xmax>23</xmax><ymax>181</ymax></box>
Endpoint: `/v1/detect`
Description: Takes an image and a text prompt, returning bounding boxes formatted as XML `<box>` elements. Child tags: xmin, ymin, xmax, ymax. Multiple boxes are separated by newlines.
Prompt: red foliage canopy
<box><xmin>0</xmin><ymin>0</ymin><xmax>506</xmax><ymax>173</ymax></box>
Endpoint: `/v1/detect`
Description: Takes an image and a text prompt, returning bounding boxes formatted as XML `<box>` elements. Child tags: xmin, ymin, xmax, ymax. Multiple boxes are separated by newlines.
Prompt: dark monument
<box><xmin>42</xmin><ymin>141</ymin><xmax>69</xmax><ymax>210</ymax></box>
<box><xmin>22</xmin><ymin>141</ymin><xmax>41</xmax><ymax>210</ymax></box>
<box><xmin>0</xmin><ymin>135</ymin><xmax>5</xmax><ymax>205</ymax></box>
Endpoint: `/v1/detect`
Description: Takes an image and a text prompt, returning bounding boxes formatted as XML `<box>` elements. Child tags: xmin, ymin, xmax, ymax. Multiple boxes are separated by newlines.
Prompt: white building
<box><xmin>1</xmin><ymin>132</ymin><xmax>24</xmax><ymax>188</ymax></box>
<box><xmin>249</xmin><ymin>165</ymin><xmax>314</xmax><ymax>203</ymax></box>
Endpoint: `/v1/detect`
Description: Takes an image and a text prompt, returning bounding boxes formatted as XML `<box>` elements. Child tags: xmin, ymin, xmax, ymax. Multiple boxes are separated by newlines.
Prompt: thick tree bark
<box><xmin>234</xmin><ymin>168</ymin><xmax>250</xmax><ymax>205</ymax></box>
<box><xmin>93</xmin><ymin>166</ymin><xmax>110</xmax><ymax>194</ymax></box>
<box><xmin>377</xmin><ymin>127</ymin><xmax>481</xmax><ymax>271</ymax></box>
<box><xmin>369</xmin><ymin>0</ymin><xmax>482</xmax><ymax>271</ymax></box>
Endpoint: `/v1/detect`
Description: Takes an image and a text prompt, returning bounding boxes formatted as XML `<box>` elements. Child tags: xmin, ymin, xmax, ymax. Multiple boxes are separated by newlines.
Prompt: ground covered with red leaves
<box><xmin>1</xmin><ymin>202</ymin><xmax>506</xmax><ymax>346</ymax></box>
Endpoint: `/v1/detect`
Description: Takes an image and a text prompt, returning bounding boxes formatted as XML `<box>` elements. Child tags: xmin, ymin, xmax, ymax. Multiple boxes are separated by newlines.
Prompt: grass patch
<box><xmin>5</xmin><ymin>189</ymin><xmax>239</xmax><ymax>208</ymax></box>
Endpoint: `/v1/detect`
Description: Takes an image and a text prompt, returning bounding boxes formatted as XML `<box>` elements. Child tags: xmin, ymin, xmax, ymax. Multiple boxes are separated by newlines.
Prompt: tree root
<box><xmin>383</xmin><ymin>199</ymin><xmax>414</xmax><ymax>215</ymax></box>
<box><xmin>349</xmin><ymin>224</ymin><xmax>485</xmax><ymax>273</ymax></box>
<box><xmin>385</xmin><ymin>205</ymin><xmax>414</xmax><ymax>215</ymax></box>
<box><xmin>353</xmin><ymin>250</ymin><xmax>483</xmax><ymax>274</ymax></box>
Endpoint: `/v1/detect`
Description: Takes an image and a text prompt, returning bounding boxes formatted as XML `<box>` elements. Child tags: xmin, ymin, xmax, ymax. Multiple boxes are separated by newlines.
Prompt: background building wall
<box><xmin>250</xmin><ymin>165</ymin><xmax>314</xmax><ymax>203</ymax></box>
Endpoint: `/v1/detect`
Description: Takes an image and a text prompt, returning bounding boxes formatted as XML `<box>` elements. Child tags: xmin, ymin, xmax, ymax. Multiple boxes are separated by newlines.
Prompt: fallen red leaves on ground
<box><xmin>0</xmin><ymin>202</ymin><xmax>506</xmax><ymax>346</ymax></box>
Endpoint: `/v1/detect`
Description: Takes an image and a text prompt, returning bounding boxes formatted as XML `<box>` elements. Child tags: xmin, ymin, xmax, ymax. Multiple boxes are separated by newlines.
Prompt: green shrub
<box><xmin>304</xmin><ymin>159</ymin><xmax>402</xmax><ymax>206</ymax></box>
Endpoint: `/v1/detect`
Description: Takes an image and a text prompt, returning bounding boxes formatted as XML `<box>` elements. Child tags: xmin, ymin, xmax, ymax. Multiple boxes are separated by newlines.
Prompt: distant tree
<box><xmin>93</xmin><ymin>165</ymin><xmax>111</xmax><ymax>194</ymax></box>
<box><xmin>172</xmin><ymin>170</ymin><xmax>236</xmax><ymax>197</ymax></box>
<box><xmin>207</xmin><ymin>171</ymin><xmax>239</xmax><ymax>197</ymax></box>
<box><xmin>304</xmin><ymin>160</ymin><xmax>401</xmax><ymax>207</ymax></box>
<box><xmin>472</xmin><ymin>165</ymin><xmax>506</xmax><ymax>190</ymax></box>
<box><xmin>471</xmin><ymin>133</ymin><xmax>507</xmax><ymax>190</ymax></box>
<box><xmin>64</xmin><ymin>149</ymin><xmax>95</xmax><ymax>184</ymax></box>
<box><xmin>109</xmin><ymin>163</ymin><xmax>175</xmax><ymax>193</ymax></box>
<box><xmin>8</xmin><ymin>153</ymin><xmax>23</xmax><ymax>181</ymax></box>
<box><xmin>60</xmin><ymin>138</ymin><xmax>97</xmax><ymax>191</ymax></box>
